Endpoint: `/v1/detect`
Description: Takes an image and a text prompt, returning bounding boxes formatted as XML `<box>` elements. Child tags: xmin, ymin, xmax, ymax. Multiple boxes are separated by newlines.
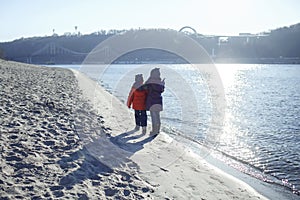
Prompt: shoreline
<box><xmin>73</xmin><ymin>68</ymin><xmax>270</xmax><ymax>199</ymax></box>
<box><xmin>4</xmin><ymin>58</ymin><xmax>300</xmax><ymax>66</ymax></box>
<box><xmin>0</xmin><ymin>59</ymin><xmax>297</xmax><ymax>199</ymax></box>
<box><xmin>74</xmin><ymin>67</ymin><xmax>299</xmax><ymax>199</ymax></box>
<box><xmin>204</xmin><ymin>151</ymin><xmax>299</xmax><ymax>200</ymax></box>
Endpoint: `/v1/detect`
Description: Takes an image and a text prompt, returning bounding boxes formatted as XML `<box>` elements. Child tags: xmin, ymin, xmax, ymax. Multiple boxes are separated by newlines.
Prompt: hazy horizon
<box><xmin>1</xmin><ymin>0</ymin><xmax>300</xmax><ymax>42</ymax></box>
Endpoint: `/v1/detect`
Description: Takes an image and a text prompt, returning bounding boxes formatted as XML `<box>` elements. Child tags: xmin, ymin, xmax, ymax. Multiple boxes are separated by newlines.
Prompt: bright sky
<box><xmin>1</xmin><ymin>0</ymin><xmax>300</xmax><ymax>42</ymax></box>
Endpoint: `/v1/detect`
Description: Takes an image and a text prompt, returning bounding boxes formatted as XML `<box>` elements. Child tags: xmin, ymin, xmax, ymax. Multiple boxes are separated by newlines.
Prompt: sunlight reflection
<box><xmin>217</xmin><ymin>64</ymin><xmax>260</xmax><ymax>165</ymax></box>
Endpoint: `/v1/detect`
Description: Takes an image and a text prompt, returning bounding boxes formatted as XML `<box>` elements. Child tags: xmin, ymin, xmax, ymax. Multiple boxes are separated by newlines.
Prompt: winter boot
<box><xmin>134</xmin><ymin>125</ymin><xmax>140</xmax><ymax>131</ymax></box>
<box><xmin>142</xmin><ymin>126</ymin><xmax>147</xmax><ymax>134</ymax></box>
<box><xmin>150</xmin><ymin>124</ymin><xmax>159</xmax><ymax>136</ymax></box>
<box><xmin>157</xmin><ymin>123</ymin><xmax>161</xmax><ymax>133</ymax></box>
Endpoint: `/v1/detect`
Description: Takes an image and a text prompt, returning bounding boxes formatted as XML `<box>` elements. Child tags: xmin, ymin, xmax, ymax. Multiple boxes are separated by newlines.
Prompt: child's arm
<box><xmin>127</xmin><ymin>88</ymin><xmax>135</xmax><ymax>108</ymax></box>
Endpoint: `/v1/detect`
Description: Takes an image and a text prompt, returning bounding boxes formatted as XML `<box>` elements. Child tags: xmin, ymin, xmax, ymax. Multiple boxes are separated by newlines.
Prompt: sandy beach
<box><xmin>0</xmin><ymin>59</ymin><xmax>269</xmax><ymax>199</ymax></box>
<box><xmin>0</xmin><ymin>60</ymin><xmax>153</xmax><ymax>199</ymax></box>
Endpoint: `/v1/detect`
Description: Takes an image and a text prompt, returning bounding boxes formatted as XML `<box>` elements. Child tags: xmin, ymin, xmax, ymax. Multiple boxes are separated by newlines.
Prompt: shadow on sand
<box><xmin>109</xmin><ymin>129</ymin><xmax>156</xmax><ymax>153</ymax></box>
<box><xmin>57</xmin><ymin>128</ymin><xmax>156</xmax><ymax>189</ymax></box>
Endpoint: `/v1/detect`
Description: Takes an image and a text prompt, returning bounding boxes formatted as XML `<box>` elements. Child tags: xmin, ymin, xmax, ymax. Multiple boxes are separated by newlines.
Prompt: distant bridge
<box><xmin>25</xmin><ymin>42</ymin><xmax>110</xmax><ymax>64</ymax></box>
<box><xmin>31</xmin><ymin>42</ymin><xmax>109</xmax><ymax>56</ymax></box>
<box><xmin>179</xmin><ymin>26</ymin><xmax>268</xmax><ymax>38</ymax></box>
<box><xmin>179</xmin><ymin>26</ymin><xmax>198</xmax><ymax>34</ymax></box>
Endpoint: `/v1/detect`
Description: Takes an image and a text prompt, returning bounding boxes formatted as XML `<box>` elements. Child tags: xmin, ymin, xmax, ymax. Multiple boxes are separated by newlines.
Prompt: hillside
<box><xmin>0</xmin><ymin>24</ymin><xmax>300</xmax><ymax>64</ymax></box>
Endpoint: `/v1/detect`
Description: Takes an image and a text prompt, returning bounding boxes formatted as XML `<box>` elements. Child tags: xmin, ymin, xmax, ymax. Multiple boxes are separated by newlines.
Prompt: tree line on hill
<box><xmin>0</xmin><ymin>23</ymin><xmax>300</xmax><ymax>64</ymax></box>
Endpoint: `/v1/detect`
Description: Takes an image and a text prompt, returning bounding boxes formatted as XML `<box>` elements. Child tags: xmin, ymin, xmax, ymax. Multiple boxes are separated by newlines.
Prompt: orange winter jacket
<box><xmin>127</xmin><ymin>87</ymin><xmax>147</xmax><ymax>110</ymax></box>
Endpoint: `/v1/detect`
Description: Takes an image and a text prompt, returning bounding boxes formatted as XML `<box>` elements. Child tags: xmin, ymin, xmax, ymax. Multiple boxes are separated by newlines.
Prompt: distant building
<box><xmin>239</xmin><ymin>33</ymin><xmax>253</xmax><ymax>36</ymax></box>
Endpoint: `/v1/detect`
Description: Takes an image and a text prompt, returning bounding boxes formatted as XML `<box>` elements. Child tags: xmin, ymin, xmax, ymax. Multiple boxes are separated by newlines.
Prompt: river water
<box><xmin>55</xmin><ymin>63</ymin><xmax>300</xmax><ymax>195</ymax></box>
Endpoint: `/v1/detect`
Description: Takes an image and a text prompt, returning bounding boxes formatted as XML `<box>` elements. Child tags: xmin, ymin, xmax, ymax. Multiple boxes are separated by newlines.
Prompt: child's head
<box><xmin>135</xmin><ymin>74</ymin><xmax>143</xmax><ymax>83</ymax></box>
<box><xmin>150</xmin><ymin>68</ymin><xmax>160</xmax><ymax>79</ymax></box>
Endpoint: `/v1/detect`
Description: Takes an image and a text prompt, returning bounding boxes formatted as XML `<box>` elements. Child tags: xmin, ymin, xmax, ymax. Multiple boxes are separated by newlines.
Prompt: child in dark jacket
<box><xmin>127</xmin><ymin>74</ymin><xmax>148</xmax><ymax>133</ymax></box>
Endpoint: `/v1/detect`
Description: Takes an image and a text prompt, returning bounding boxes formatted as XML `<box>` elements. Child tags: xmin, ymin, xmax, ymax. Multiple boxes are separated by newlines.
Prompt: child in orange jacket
<box><xmin>127</xmin><ymin>74</ymin><xmax>148</xmax><ymax>133</ymax></box>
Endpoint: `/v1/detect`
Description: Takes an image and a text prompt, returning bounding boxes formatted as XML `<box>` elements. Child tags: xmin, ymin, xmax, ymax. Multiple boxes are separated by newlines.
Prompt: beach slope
<box><xmin>0</xmin><ymin>59</ymin><xmax>267</xmax><ymax>199</ymax></box>
<box><xmin>0</xmin><ymin>60</ymin><xmax>153</xmax><ymax>199</ymax></box>
<box><xmin>73</xmin><ymin>68</ymin><xmax>268</xmax><ymax>200</ymax></box>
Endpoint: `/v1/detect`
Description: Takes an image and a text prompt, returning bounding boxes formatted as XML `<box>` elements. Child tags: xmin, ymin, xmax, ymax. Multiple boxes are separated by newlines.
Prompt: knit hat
<box><xmin>150</xmin><ymin>68</ymin><xmax>161</xmax><ymax>79</ymax></box>
<box><xmin>135</xmin><ymin>74</ymin><xmax>143</xmax><ymax>82</ymax></box>
<box><xmin>146</xmin><ymin>68</ymin><xmax>163</xmax><ymax>85</ymax></box>
<box><xmin>133</xmin><ymin>74</ymin><xmax>143</xmax><ymax>88</ymax></box>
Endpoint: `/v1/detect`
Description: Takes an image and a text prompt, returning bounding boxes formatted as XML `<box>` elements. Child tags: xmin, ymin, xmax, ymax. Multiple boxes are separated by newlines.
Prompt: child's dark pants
<box><xmin>135</xmin><ymin>110</ymin><xmax>147</xmax><ymax>127</ymax></box>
